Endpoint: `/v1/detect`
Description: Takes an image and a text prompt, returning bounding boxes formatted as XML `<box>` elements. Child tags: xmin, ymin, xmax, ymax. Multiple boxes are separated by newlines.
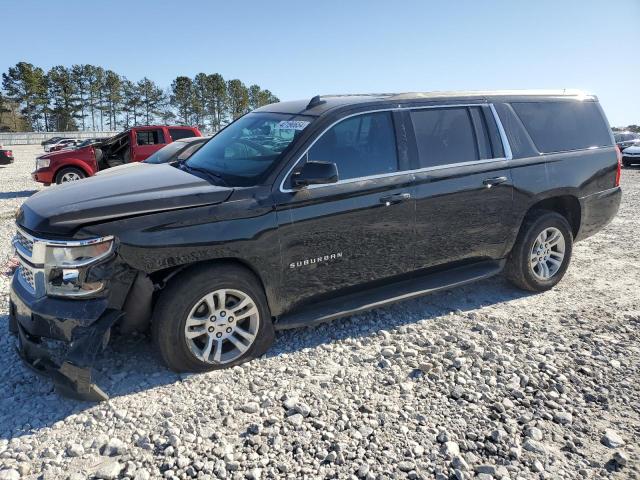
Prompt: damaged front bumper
<box><xmin>9</xmin><ymin>273</ymin><xmax>123</xmax><ymax>401</ymax></box>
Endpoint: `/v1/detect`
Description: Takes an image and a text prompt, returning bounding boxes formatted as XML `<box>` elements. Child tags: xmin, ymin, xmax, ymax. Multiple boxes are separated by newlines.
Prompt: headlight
<box><xmin>36</xmin><ymin>158</ymin><xmax>50</xmax><ymax>169</ymax></box>
<box><xmin>45</xmin><ymin>240</ymin><xmax>113</xmax><ymax>267</ymax></box>
<box><xmin>44</xmin><ymin>238</ymin><xmax>114</xmax><ymax>297</ymax></box>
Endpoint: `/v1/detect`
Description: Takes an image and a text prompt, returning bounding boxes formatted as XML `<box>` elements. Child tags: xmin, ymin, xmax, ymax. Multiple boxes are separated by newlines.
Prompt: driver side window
<box><xmin>307</xmin><ymin>111</ymin><xmax>398</xmax><ymax>180</ymax></box>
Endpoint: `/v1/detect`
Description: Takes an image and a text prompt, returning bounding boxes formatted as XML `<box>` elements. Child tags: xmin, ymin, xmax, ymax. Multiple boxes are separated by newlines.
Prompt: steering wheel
<box><xmin>235</xmin><ymin>138</ymin><xmax>273</xmax><ymax>156</ymax></box>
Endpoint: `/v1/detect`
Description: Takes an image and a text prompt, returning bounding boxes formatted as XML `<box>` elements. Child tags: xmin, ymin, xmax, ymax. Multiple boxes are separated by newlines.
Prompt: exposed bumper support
<box><xmin>14</xmin><ymin>309</ymin><xmax>122</xmax><ymax>402</ymax></box>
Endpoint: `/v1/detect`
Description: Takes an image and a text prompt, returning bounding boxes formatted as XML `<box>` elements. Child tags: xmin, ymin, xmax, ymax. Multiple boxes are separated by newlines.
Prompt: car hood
<box><xmin>38</xmin><ymin>145</ymin><xmax>92</xmax><ymax>160</ymax></box>
<box><xmin>622</xmin><ymin>145</ymin><xmax>640</xmax><ymax>154</ymax></box>
<box><xmin>17</xmin><ymin>163</ymin><xmax>233</xmax><ymax>235</ymax></box>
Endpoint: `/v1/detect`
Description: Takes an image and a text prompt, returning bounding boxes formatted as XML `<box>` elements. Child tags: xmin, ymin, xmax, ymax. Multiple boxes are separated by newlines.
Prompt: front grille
<box><xmin>15</xmin><ymin>230</ymin><xmax>34</xmax><ymax>256</ymax></box>
<box><xmin>19</xmin><ymin>264</ymin><xmax>36</xmax><ymax>292</ymax></box>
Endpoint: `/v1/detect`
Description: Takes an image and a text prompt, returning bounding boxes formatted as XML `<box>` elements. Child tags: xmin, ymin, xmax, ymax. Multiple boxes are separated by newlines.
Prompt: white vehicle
<box><xmin>622</xmin><ymin>145</ymin><xmax>640</xmax><ymax>167</ymax></box>
<box><xmin>44</xmin><ymin>138</ymin><xmax>77</xmax><ymax>152</ymax></box>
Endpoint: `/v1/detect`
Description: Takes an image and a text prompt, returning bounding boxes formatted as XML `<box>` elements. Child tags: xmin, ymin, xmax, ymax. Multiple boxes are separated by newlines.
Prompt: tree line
<box><xmin>0</xmin><ymin>62</ymin><xmax>279</xmax><ymax>133</ymax></box>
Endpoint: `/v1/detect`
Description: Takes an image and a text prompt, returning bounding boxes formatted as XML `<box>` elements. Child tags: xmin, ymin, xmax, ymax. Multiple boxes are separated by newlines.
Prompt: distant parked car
<box><xmin>621</xmin><ymin>145</ymin><xmax>640</xmax><ymax>167</ymax></box>
<box><xmin>44</xmin><ymin>138</ymin><xmax>76</xmax><ymax>152</ymax></box>
<box><xmin>49</xmin><ymin>139</ymin><xmax>81</xmax><ymax>152</ymax></box>
<box><xmin>75</xmin><ymin>138</ymin><xmax>109</xmax><ymax>149</ymax></box>
<box><xmin>144</xmin><ymin>136</ymin><xmax>209</xmax><ymax>164</ymax></box>
<box><xmin>33</xmin><ymin>125</ymin><xmax>202</xmax><ymax>184</ymax></box>
<box><xmin>41</xmin><ymin>136</ymin><xmax>65</xmax><ymax>147</ymax></box>
<box><xmin>0</xmin><ymin>146</ymin><xmax>13</xmax><ymax>165</ymax></box>
<box><xmin>614</xmin><ymin>132</ymin><xmax>640</xmax><ymax>151</ymax></box>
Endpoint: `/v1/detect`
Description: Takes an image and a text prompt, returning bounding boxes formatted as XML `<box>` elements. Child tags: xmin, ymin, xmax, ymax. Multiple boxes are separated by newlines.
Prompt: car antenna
<box><xmin>306</xmin><ymin>95</ymin><xmax>325</xmax><ymax>110</ymax></box>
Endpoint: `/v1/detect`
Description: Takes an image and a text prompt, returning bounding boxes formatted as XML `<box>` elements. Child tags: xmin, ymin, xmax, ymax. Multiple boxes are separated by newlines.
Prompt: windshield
<box><xmin>185</xmin><ymin>112</ymin><xmax>313</xmax><ymax>186</ymax></box>
<box><xmin>145</xmin><ymin>141</ymin><xmax>192</xmax><ymax>164</ymax></box>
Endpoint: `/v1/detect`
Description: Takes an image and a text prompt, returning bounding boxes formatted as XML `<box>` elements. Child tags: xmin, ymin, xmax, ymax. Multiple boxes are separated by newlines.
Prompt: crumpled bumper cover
<box><xmin>9</xmin><ymin>274</ymin><xmax>122</xmax><ymax>402</ymax></box>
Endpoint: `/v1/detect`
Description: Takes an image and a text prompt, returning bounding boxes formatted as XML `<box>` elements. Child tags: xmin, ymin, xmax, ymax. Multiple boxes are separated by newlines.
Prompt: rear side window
<box><xmin>308</xmin><ymin>111</ymin><xmax>398</xmax><ymax>180</ymax></box>
<box><xmin>137</xmin><ymin>129</ymin><xmax>165</xmax><ymax>145</ymax></box>
<box><xmin>410</xmin><ymin>107</ymin><xmax>478</xmax><ymax>167</ymax></box>
<box><xmin>511</xmin><ymin>101</ymin><xmax>612</xmax><ymax>153</ymax></box>
<box><xmin>169</xmin><ymin>128</ymin><xmax>197</xmax><ymax>141</ymax></box>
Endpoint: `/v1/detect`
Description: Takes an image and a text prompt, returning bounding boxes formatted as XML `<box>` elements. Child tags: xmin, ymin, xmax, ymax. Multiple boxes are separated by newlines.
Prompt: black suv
<box><xmin>9</xmin><ymin>90</ymin><xmax>622</xmax><ymax>400</ymax></box>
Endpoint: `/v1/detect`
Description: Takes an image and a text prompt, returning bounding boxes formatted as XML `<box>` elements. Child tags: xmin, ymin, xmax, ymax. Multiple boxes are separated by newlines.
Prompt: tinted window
<box><xmin>170</xmin><ymin>128</ymin><xmax>197</xmax><ymax>141</ymax></box>
<box><xmin>410</xmin><ymin>107</ymin><xmax>478</xmax><ymax>167</ymax></box>
<box><xmin>308</xmin><ymin>112</ymin><xmax>398</xmax><ymax>180</ymax></box>
<box><xmin>511</xmin><ymin>101</ymin><xmax>612</xmax><ymax>153</ymax></box>
<box><xmin>137</xmin><ymin>129</ymin><xmax>165</xmax><ymax>145</ymax></box>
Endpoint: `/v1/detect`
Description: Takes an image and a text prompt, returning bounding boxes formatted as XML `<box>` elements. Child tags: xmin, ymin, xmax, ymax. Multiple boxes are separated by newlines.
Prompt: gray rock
<box><xmin>0</xmin><ymin>469</ymin><xmax>19</xmax><ymax>480</ymax></box>
<box><xmin>613</xmin><ymin>451</ymin><xmax>629</xmax><ymax>467</ymax></box>
<box><xmin>442</xmin><ymin>441</ymin><xmax>460</xmax><ymax>457</ymax></box>
<box><xmin>523</xmin><ymin>439</ymin><xmax>546</xmax><ymax>454</ymax></box>
<box><xmin>451</xmin><ymin>455</ymin><xmax>469</xmax><ymax>471</ymax></box>
<box><xmin>66</xmin><ymin>443</ymin><xmax>84</xmax><ymax>457</ymax></box>
<box><xmin>94</xmin><ymin>461</ymin><xmax>122</xmax><ymax>480</ymax></box>
<box><xmin>602</xmin><ymin>429</ymin><xmax>625</xmax><ymax>448</ymax></box>
<box><xmin>133</xmin><ymin>469</ymin><xmax>151</xmax><ymax>480</ymax></box>
<box><xmin>397</xmin><ymin>461</ymin><xmax>415</xmax><ymax>472</ymax></box>
<box><xmin>532</xmin><ymin>459</ymin><xmax>545</xmax><ymax>472</ymax></box>
<box><xmin>286</xmin><ymin>413</ymin><xmax>304</xmax><ymax>427</ymax></box>
<box><xmin>101</xmin><ymin>438</ymin><xmax>126</xmax><ymax>456</ymax></box>
<box><xmin>246</xmin><ymin>468</ymin><xmax>262</xmax><ymax>480</ymax></box>
<box><xmin>553</xmin><ymin>411</ymin><xmax>573</xmax><ymax>425</ymax></box>
<box><xmin>241</xmin><ymin>402</ymin><xmax>260</xmax><ymax>414</ymax></box>
<box><xmin>475</xmin><ymin>464</ymin><xmax>496</xmax><ymax>475</ymax></box>
<box><xmin>525</xmin><ymin>426</ymin><xmax>543</xmax><ymax>441</ymax></box>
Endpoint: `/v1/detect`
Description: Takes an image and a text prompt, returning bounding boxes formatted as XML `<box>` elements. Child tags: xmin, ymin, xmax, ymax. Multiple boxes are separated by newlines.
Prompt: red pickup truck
<box><xmin>33</xmin><ymin>125</ymin><xmax>202</xmax><ymax>184</ymax></box>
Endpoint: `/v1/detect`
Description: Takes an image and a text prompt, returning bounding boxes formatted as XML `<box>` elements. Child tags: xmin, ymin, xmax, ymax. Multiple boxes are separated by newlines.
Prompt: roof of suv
<box><xmin>256</xmin><ymin>89</ymin><xmax>596</xmax><ymax>116</ymax></box>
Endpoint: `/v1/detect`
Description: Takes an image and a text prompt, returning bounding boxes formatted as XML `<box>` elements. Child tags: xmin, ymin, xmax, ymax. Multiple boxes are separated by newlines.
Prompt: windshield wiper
<box><xmin>178</xmin><ymin>162</ymin><xmax>228</xmax><ymax>186</ymax></box>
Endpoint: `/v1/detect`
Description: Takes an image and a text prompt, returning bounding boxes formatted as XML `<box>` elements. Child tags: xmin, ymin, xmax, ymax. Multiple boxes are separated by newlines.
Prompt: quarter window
<box><xmin>307</xmin><ymin>112</ymin><xmax>398</xmax><ymax>180</ymax></box>
<box><xmin>136</xmin><ymin>129</ymin><xmax>165</xmax><ymax>145</ymax></box>
<box><xmin>511</xmin><ymin>101</ymin><xmax>612</xmax><ymax>153</ymax></box>
<box><xmin>410</xmin><ymin>107</ymin><xmax>479</xmax><ymax>167</ymax></box>
<box><xmin>169</xmin><ymin>128</ymin><xmax>197</xmax><ymax>141</ymax></box>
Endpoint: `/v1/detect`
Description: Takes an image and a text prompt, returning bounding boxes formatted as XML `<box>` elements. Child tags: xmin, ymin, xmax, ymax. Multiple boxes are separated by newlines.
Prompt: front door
<box><xmin>274</xmin><ymin>111</ymin><xmax>415</xmax><ymax>312</ymax></box>
<box><xmin>132</xmin><ymin>128</ymin><xmax>168</xmax><ymax>162</ymax></box>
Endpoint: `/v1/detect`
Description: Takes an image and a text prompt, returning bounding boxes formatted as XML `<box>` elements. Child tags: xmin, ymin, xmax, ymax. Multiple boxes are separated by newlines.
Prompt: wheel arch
<box><xmin>521</xmin><ymin>194</ymin><xmax>581</xmax><ymax>238</ymax></box>
<box><xmin>52</xmin><ymin>161</ymin><xmax>92</xmax><ymax>181</ymax></box>
<box><xmin>150</xmin><ymin>257</ymin><xmax>278</xmax><ymax>317</ymax></box>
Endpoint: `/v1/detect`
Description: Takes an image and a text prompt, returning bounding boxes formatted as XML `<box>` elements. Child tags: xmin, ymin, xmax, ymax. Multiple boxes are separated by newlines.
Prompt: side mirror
<box><xmin>291</xmin><ymin>161</ymin><xmax>338</xmax><ymax>188</ymax></box>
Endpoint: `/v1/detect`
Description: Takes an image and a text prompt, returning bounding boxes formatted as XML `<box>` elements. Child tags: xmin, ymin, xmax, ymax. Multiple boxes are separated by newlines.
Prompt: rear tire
<box><xmin>152</xmin><ymin>263</ymin><xmax>274</xmax><ymax>372</ymax></box>
<box><xmin>55</xmin><ymin>167</ymin><xmax>86</xmax><ymax>184</ymax></box>
<box><xmin>505</xmin><ymin>210</ymin><xmax>573</xmax><ymax>292</ymax></box>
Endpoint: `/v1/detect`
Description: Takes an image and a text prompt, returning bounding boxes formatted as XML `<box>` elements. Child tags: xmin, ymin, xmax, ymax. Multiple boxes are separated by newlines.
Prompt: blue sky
<box><xmin>2</xmin><ymin>0</ymin><xmax>639</xmax><ymax>125</ymax></box>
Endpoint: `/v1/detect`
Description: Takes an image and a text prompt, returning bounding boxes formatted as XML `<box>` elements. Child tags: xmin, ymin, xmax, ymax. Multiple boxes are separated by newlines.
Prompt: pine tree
<box><xmin>47</xmin><ymin>65</ymin><xmax>79</xmax><ymax>131</ymax></box>
<box><xmin>137</xmin><ymin>77</ymin><xmax>165</xmax><ymax>124</ymax></box>
<box><xmin>227</xmin><ymin>79</ymin><xmax>249</xmax><ymax>120</ymax></box>
<box><xmin>170</xmin><ymin>76</ymin><xmax>194</xmax><ymax>125</ymax></box>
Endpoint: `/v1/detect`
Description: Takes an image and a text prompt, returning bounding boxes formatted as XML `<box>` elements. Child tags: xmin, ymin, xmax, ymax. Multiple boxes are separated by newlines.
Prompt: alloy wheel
<box><xmin>60</xmin><ymin>172</ymin><xmax>82</xmax><ymax>182</ymax></box>
<box><xmin>183</xmin><ymin>288</ymin><xmax>260</xmax><ymax>364</ymax></box>
<box><xmin>530</xmin><ymin>227</ymin><xmax>565</xmax><ymax>280</ymax></box>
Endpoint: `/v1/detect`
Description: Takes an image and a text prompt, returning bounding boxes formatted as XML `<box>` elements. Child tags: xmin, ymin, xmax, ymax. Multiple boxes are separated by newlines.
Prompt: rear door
<box><xmin>410</xmin><ymin>104</ymin><xmax>515</xmax><ymax>269</ymax></box>
<box><xmin>131</xmin><ymin>127</ymin><xmax>168</xmax><ymax>161</ymax></box>
<box><xmin>274</xmin><ymin>110</ymin><xmax>416</xmax><ymax>311</ymax></box>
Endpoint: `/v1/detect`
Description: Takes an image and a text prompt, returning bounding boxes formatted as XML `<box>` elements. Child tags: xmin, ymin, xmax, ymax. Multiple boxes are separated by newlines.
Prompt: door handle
<box><xmin>482</xmin><ymin>176</ymin><xmax>508</xmax><ymax>188</ymax></box>
<box><xmin>379</xmin><ymin>192</ymin><xmax>411</xmax><ymax>206</ymax></box>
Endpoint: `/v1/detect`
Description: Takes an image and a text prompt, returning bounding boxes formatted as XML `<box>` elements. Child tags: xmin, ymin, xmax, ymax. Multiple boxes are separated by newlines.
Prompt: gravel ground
<box><xmin>0</xmin><ymin>145</ymin><xmax>638</xmax><ymax>480</ymax></box>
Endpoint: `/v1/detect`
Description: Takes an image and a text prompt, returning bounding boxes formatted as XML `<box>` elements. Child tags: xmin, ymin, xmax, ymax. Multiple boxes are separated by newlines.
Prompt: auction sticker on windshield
<box><xmin>277</xmin><ymin>120</ymin><xmax>310</xmax><ymax>130</ymax></box>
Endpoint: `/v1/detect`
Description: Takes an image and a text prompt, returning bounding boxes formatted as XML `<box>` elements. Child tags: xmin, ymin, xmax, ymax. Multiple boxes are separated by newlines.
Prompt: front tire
<box><xmin>505</xmin><ymin>210</ymin><xmax>573</xmax><ymax>292</ymax></box>
<box><xmin>152</xmin><ymin>264</ymin><xmax>274</xmax><ymax>372</ymax></box>
<box><xmin>55</xmin><ymin>167</ymin><xmax>86</xmax><ymax>184</ymax></box>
